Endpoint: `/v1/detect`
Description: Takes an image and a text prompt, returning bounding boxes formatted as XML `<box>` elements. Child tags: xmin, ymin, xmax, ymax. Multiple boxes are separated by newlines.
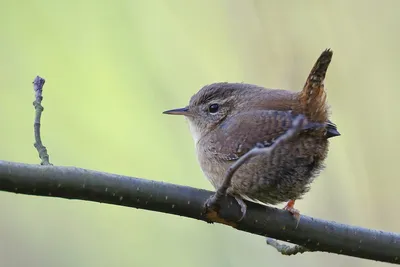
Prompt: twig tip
<box><xmin>33</xmin><ymin>76</ymin><xmax>46</xmax><ymax>90</ymax></box>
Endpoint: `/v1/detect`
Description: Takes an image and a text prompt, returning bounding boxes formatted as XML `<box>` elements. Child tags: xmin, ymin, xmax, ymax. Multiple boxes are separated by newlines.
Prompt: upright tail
<box><xmin>299</xmin><ymin>49</ymin><xmax>333</xmax><ymax>123</ymax></box>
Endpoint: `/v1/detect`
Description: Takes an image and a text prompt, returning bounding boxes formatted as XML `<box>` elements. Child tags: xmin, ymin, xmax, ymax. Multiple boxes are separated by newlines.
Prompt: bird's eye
<box><xmin>208</xmin><ymin>103</ymin><xmax>219</xmax><ymax>113</ymax></box>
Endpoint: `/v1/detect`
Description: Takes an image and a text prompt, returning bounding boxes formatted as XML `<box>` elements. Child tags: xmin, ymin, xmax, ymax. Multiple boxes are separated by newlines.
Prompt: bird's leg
<box><xmin>283</xmin><ymin>199</ymin><xmax>301</xmax><ymax>226</ymax></box>
<box><xmin>204</xmin><ymin>116</ymin><xmax>308</xmax><ymax>222</ymax></box>
<box><xmin>283</xmin><ymin>199</ymin><xmax>299</xmax><ymax>217</ymax></box>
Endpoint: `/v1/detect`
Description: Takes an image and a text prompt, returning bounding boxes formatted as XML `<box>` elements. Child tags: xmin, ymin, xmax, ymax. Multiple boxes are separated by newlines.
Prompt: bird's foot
<box><xmin>283</xmin><ymin>200</ymin><xmax>301</xmax><ymax>227</ymax></box>
<box><xmin>203</xmin><ymin>193</ymin><xmax>247</xmax><ymax>222</ymax></box>
<box><xmin>204</xmin><ymin>193</ymin><xmax>220</xmax><ymax>211</ymax></box>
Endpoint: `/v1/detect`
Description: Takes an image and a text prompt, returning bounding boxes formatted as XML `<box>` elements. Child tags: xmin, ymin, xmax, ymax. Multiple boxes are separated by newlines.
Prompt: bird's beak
<box><xmin>163</xmin><ymin>106</ymin><xmax>190</xmax><ymax>116</ymax></box>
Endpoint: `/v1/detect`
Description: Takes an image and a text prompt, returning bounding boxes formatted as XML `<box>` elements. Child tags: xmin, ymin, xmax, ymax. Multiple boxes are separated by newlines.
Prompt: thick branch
<box><xmin>0</xmin><ymin>160</ymin><xmax>399</xmax><ymax>264</ymax></box>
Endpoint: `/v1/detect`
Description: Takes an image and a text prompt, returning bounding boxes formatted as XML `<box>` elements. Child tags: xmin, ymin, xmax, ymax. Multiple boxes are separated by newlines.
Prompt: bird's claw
<box><xmin>203</xmin><ymin>193</ymin><xmax>247</xmax><ymax>222</ymax></box>
<box><xmin>204</xmin><ymin>194</ymin><xmax>219</xmax><ymax>211</ymax></box>
<box><xmin>234</xmin><ymin>196</ymin><xmax>247</xmax><ymax>221</ymax></box>
<box><xmin>283</xmin><ymin>200</ymin><xmax>301</xmax><ymax>228</ymax></box>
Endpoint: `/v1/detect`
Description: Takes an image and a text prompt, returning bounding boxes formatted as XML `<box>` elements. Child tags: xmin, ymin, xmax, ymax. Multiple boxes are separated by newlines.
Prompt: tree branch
<box><xmin>0</xmin><ymin>160</ymin><xmax>399</xmax><ymax>264</ymax></box>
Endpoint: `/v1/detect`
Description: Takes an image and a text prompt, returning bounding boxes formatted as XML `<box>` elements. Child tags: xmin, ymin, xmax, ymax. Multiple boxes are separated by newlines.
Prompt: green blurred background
<box><xmin>0</xmin><ymin>1</ymin><xmax>399</xmax><ymax>266</ymax></box>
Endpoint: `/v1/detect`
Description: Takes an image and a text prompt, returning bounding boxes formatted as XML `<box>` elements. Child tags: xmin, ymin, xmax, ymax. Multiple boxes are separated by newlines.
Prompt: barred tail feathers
<box><xmin>299</xmin><ymin>49</ymin><xmax>333</xmax><ymax>123</ymax></box>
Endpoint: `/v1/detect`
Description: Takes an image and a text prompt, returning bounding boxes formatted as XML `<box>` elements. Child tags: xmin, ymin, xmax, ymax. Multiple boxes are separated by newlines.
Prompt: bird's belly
<box><xmin>197</xmin><ymin>137</ymin><xmax>328</xmax><ymax>205</ymax></box>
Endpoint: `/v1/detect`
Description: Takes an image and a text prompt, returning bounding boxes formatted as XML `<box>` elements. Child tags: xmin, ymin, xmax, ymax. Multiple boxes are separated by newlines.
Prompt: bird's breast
<box><xmin>195</xmin><ymin>140</ymin><xmax>230</xmax><ymax>189</ymax></box>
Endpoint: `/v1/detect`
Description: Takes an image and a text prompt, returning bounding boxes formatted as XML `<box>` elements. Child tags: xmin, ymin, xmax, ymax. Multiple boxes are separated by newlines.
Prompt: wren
<box><xmin>163</xmin><ymin>49</ymin><xmax>340</xmax><ymax>220</ymax></box>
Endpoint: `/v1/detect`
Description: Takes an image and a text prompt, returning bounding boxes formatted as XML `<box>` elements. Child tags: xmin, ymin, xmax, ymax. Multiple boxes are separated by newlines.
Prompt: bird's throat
<box><xmin>186</xmin><ymin>118</ymin><xmax>203</xmax><ymax>146</ymax></box>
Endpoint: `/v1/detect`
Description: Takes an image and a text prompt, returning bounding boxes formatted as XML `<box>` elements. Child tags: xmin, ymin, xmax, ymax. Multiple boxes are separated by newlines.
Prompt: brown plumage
<box><xmin>163</xmin><ymin>49</ymin><xmax>339</xmax><ymax>217</ymax></box>
<box><xmin>299</xmin><ymin>49</ymin><xmax>331</xmax><ymax>122</ymax></box>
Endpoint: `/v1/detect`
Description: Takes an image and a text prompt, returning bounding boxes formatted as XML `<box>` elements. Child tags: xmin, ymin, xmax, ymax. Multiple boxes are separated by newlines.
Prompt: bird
<box><xmin>163</xmin><ymin>49</ymin><xmax>340</xmax><ymax>220</ymax></box>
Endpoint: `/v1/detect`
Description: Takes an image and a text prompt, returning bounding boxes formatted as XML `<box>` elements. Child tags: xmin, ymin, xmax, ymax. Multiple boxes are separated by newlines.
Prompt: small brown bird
<box><xmin>163</xmin><ymin>49</ymin><xmax>340</xmax><ymax>219</ymax></box>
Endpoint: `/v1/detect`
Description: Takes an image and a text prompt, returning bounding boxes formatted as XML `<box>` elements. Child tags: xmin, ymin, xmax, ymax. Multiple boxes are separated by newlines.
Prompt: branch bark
<box><xmin>0</xmin><ymin>160</ymin><xmax>399</xmax><ymax>264</ymax></box>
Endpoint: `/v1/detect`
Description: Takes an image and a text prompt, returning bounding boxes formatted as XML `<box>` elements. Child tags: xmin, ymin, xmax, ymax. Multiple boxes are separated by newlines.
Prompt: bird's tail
<box><xmin>299</xmin><ymin>49</ymin><xmax>333</xmax><ymax>123</ymax></box>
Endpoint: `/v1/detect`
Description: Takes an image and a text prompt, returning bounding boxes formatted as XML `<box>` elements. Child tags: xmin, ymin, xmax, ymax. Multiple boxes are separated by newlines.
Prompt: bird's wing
<box><xmin>211</xmin><ymin>110</ymin><xmax>324</xmax><ymax>161</ymax></box>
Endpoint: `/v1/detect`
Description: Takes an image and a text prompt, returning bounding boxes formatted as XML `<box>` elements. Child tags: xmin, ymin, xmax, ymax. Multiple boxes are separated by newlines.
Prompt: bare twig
<box><xmin>205</xmin><ymin>115</ymin><xmax>308</xmax><ymax>210</ymax></box>
<box><xmin>0</xmin><ymin>160</ymin><xmax>399</xmax><ymax>264</ymax></box>
<box><xmin>266</xmin><ymin>238</ymin><xmax>310</xmax><ymax>255</ymax></box>
<box><xmin>32</xmin><ymin>76</ymin><xmax>52</xmax><ymax>165</ymax></box>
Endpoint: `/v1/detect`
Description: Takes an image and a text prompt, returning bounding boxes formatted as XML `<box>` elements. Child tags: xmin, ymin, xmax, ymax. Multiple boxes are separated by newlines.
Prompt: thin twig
<box><xmin>206</xmin><ymin>115</ymin><xmax>308</xmax><ymax>208</ymax></box>
<box><xmin>32</xmin><ymin>76</ymin><xmax>52</xmax><ymax>165</ymax></box>
<box><xmin>266</xmin><ymin>238</ymin><xmax>310</xmax><ymax>255</ymax></box>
